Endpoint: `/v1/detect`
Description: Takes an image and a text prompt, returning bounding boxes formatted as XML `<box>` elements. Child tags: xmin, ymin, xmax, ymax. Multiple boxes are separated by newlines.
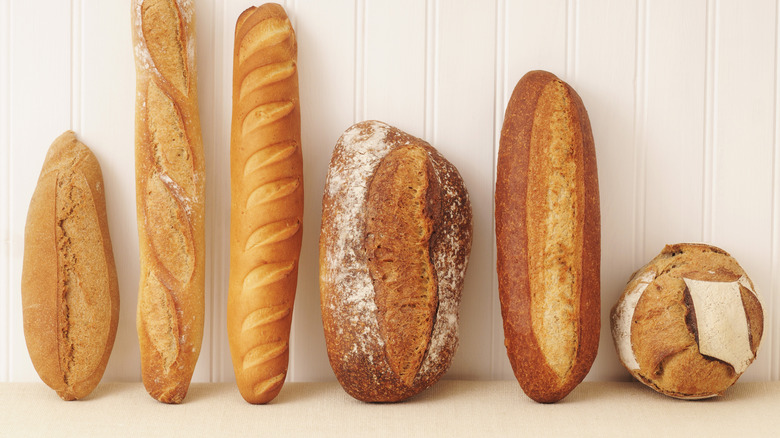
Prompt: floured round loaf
<box><xmin>611</xmin><ymin>243</ymin><xmax>764</xmax><ymax>399</ymax></box>
<box><xmin>319</xmin><ymin>120</ymin><xmax>472</xmax><ymax>402</ymax></box>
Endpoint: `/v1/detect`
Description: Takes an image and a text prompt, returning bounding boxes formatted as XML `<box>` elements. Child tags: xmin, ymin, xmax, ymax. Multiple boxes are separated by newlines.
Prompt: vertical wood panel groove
<box><xmin>565</xmin><ymin>0</ymin><xmax>577</xmax><ymax>80</ymax></box>
<box><xmin>703</xmin><ymin>0</ymin><xmax>717</xmax><ymax>243</ymax></box>
<box><xmin>1</xmin><ymin>0</ymin><xmax>11</xmax><ymax>382</ymax></box>
<box><xmin>215</xmin><ymin>0</ymin><xmax>233</xmax><ymax>383</ymax></box>
<box><xmin>208</xmin><ymin>0</ymin><xmax>221</xmax><ymax>384</ymax></box>
<box><xmin>353</xmin><ymin>0</ymin><xmax>365</xmax><ymax>123</ymax></box>
<box><xmin>424</xmin><ymin>0</ymin><xmax>436</xmax><ymax>143</ymax></box>
<box><xmin>772</xmin><ymin>0</ymin><xmax>780</xmax><ymax>381</ymax></box>
<box><xmin>70</xmin><ymin>0</ymin><xmax>81</xmax><ymax>133</ymax></box>
<box><xmin>288</xmin><ymin>0</ymin><xmax>297</xmax><ymax>30</ymax></box>
<box><xmin>490</xmin><ymin>0</ymin><xmax>506</xmax><ymax>380</ymax></box>
<box><xmin>633</xmin><ymin>0</ymin><xmax>648</xmax><ymax>266</ymax></box>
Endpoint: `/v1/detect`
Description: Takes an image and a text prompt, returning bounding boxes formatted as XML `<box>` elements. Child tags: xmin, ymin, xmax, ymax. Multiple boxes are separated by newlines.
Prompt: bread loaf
<box><xmin>22</xmin><ymin>131</ymin><xmax>119</xmax><ymax>401</ymax></box>
<box><xmin>132</xmin><ymin>0</ymin><xmax>205</xmax><ymax>404</ymax></box>
<box><xmin>611</xmin><ymin>243</ymin><xmax>764</xmax><ymax>399</ymax></box>
<box><xmin>320</xmin><ymin>121</ymin><xmax>472</xmax><ymax>402</ymax></box>
<box><xmin>227</xmin><ymin>3</ymin><xmax>303</xmax><ymax>404</ymax></box>
<box><xmin>495</xmin><ymin>70</ymin><xmax>600</xmax><ymax>403</ymax></box>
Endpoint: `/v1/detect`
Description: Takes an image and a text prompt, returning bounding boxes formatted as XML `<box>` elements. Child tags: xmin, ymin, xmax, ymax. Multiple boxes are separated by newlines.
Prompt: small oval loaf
<box><xmin>228</xmin><ymin>3</ymin><xmax>303</xmax><ymax>404</ymax></box>
<box><xmin>495</xmin><ymin>70</ymin><xmax>600</xmax><ymax>403</ymax></box>
<box><xmin>22</xmin><ymin>131</ymin><xmax>120</xmax><ymax>401</ymax></box>
<box><xmin>611</xmin><ymin>243</ymin><xmax>764</xmax><ymax>399</ymax></box>
<box><xmin>132</xmin><ymin>0</ymin><xmax>205</xmax><ymax>404</ymax></box>
<box><xmin>320</xmin><ymin>121</ymin><xmax>472</xmax><ymax>402</ymax></box>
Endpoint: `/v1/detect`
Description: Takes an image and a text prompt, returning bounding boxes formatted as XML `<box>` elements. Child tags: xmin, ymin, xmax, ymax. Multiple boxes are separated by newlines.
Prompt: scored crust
<box><xmin>22</xmin><ymin>131</ymin><xmax>119</xmax><ymax>401</ymax></box>
<box><xmin>133</xmin><ymin>0</ymin><xmax>205</xmax><ymax>404</ymax></box>
<box><xmin>610</xmin><ymin>243</ymin><xmax>764</xmax><ymax>399</ymax></box>
<box><xmin>227</xmin><ymin>3</ymin><xmax>303</xmax><ymax>404</ymax></box>
<box><xmin>320</xmin><ymin>121</ymin><xmax>472</xmax><ymax>402</ymax></box>
<box><xmin>365</xmin><ymin>144</ymin><xmax>441</xmax><ymax>387</ymax></box>
<box><xmin>495</xmin><ymin>70</ymin><xmax>600</xmax><ymax>403</ymax></box>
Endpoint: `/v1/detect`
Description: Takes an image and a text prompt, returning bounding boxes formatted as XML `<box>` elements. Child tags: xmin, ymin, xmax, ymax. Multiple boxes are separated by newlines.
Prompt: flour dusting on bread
<box><xmin>321</xmin><ymin>120</ymin><xmax>472</xmax><ymax>401</ymax></box>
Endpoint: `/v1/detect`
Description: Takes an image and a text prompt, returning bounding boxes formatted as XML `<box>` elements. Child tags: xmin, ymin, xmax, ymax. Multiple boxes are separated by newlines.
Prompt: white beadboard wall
<box><xmin>1</xmin><ymin>0</ymin><xmax>778</xmax><ymax>384</ymax></box>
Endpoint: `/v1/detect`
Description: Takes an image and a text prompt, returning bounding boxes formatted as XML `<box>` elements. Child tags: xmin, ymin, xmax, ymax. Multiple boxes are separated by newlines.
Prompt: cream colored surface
<box><xmin>4</xmin><ymin>0</ymin><xmax>780</xmax><ymax>386</ymax></box>
<box><xmin>2</xmin><ymin>381</ymin><xmax>779</xmax><ymax>437</ymax></box>
<box><xmin>684</xmin><ymin>277</ymin><xmax>754</xmax><ymax>374</ymax></box>
<box><xmin>611</xmin><ymin>270</ymin><xmax>656</xmax><ymax>371</ymax></box>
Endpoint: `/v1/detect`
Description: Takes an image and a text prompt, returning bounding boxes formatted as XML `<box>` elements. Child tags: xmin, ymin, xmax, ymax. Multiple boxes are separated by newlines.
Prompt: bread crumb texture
<box><xmin>139</xmin><ymin>272</ymin><xmax>179</xmax><ymax>371</ymax></box>
<box><xmin>141</xmin><ymin>0</ymin><xmax>189</xmax><ymax>95</ymax></box>
<box><xmin>55</xmin><ymin>151</ymin><xmax>111</xmax><ymax>399</ymax></box>
<box><xmin>526</xmin><ymin>80</ymin><xmax>582</xmax><ymax>380</ymax></box>
<box><xmin>147</xmin><ymin>81</ymin><xmax>196</xmax><ymax>200</ymax></box>
<box><xmin>612</xmin><ymin>243</ymin><xmax>764</xmax><ymax>399</ymax></box>
<box><xmin>366</xmin><ymin>145</ymin><xmax>439</xmax><ymax>386</ymax></box>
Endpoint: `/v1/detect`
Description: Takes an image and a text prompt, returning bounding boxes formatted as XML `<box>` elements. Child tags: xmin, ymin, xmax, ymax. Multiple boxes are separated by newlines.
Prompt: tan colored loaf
<box><xmin>22</xmin><ymin>131</ymin><xmax>119</xmax><ymax>401</ymax></box>
<box><xmin>320</xmin><ymin>121</ymin><xmax>472</xmax><ymax>402</ymax></box>
<box><xmin>611</xmin><ymin>243</ymin><xmax>764</xmax><ymax>399</ymax></box>
<box><xmin>132</xmin><ymin>0</ymin><xmax>205</xmax><ymax>404</ymax></box>
<box><xmin>227</xmin><ymin>3</ymin><xmax>303</xmax><ymax>404</ymax></box>
<box><xmin>495</xmin><ymin>70</ymin><xmax>600</xmax><ymax>403</ymax></box>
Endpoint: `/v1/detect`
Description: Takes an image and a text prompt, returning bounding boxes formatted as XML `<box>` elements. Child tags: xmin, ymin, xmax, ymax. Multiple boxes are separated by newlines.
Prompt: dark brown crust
<box><xmin>682</xmin><ymin>285</ymin><xmax>701</xmax><ymax>347</ymax></box>
<box><xmin>740</xmin><ymin>286</ymin><xmax>764</xmax><ymax>354</ymax></box>
<box><xmin>320</xmin><ymin>121</ymin><xmax>472</xmax><ymax>402</ymax></box>
<box><xmin>495</xmin><ymin>70</ymin><xmax>600</xmax><ymax>403</ymax></box>
<box><xmin>22</xmin><ymin>131</ymin><xmax>120</xmax><ymax>401</ymax></box>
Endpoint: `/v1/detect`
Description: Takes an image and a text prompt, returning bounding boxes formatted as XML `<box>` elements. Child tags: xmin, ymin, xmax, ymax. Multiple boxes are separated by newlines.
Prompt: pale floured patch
<box><xmin>612</xmin><ymin>271</ymin><xmax>656</xmax><ymax>370</ymax></box>
<box><xmin>684</xmin><ymin>276</ymin><xmax>754</xmax><ymax>374</ymax></box>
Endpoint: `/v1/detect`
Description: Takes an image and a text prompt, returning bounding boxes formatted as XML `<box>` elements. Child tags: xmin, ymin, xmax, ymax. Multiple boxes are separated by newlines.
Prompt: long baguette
<box><xmin>132</xmin><ymin>0</ymin><xmax>205</xmax><ymax>404</ymax></box>
<box><xmin>227</xmin><ymin>3</ymin><xmax>303</xmax><ymax>404</ymax></box>
<box><xmin>495</xmin><ymin>70</ymin><xmax>600</xmax><ymax>403</ymax></box>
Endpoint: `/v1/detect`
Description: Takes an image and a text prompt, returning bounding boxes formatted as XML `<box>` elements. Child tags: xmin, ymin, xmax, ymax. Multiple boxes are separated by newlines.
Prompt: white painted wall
<box><xmin>1</xmin><ymin>0</ymin><xmax>778</xmax><ymax>383</ymax></box>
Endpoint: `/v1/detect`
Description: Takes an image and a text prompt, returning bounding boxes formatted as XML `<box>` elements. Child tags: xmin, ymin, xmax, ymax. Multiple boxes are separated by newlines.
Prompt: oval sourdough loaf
<box><xmin>611</xmin><ymin>243</ymin><xmax>764</xmax><ymax>399</ymax></box>
<box><xmin>320</xmin><ymin>121</ymin><xmax>472</xmax><ymax>402</ymax></box>
<box><xmin>22</xmin><ymin>131</ymin><xmax>120</xmax><ymax>401</ymax></box>
<box><xmin>495</xmin><ymin>70</ymin><xmax>600</xmax><ymax>403</ymax></box>
<box><xmin>227</xmin><ymin>3</ymin><xmax>303</xmax><ymax>404</ymax></box>
<box><xmin>132</xmin><ymin>0</ymin><xmax>205</xmax><ymax>404</ymax></box>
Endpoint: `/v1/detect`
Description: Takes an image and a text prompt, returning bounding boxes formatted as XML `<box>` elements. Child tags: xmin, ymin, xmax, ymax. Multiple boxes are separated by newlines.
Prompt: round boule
<box><xmin>611</xmin><ymin>243</ymin><xmax>764</xmax><ymax>399</ymax></box>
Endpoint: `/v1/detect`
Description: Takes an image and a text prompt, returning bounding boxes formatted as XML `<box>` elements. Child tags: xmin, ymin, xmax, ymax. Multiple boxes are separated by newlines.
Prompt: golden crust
<box><xmin>22</xmin><ymin>131</ymin><xmax>119</xmax><ymax>401</ymax></box>
<box><xmin>611</xmin><ymin>243</ymin><xmax>764</xmax><ymax>399</ymax></box>
<box><xmin>495</xmin><ymin>70</ymin><xmax>600</xmax><ymax>403</ymax></box>
<box><xmin>132</xmin><ymin>0</ymin><xmax>204</xmax><ymax>404</ymax></box>
<box><xmin>227</xmin><ymin>3</ymin><xmax>302</xmax><ymax>405</ymax></box>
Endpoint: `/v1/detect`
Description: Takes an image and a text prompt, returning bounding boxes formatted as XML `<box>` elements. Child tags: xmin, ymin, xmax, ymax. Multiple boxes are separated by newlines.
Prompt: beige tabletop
<box><xmin>1</xmin><ymin>380</ymin><xmax>779</xmax><ymax>437</ymax></box>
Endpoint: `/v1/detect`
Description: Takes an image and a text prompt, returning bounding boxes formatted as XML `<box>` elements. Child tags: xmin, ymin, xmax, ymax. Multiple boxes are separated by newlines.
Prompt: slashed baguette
<box><xmin>22</xmin><ymin>131</ymin><xmax>120</xmax><ymax>401</ymax></box>
<box><xmin>227</xmin><ymin>3</ymin><xmax>303</xmax><ymax>404</ymax></box>
<box><xmin>495</xmin><ymin>70</ymin><xmax>600</xmax><ymax>403</ymax></box>
<box><xmin>132</xmin><ymin>0</ymin><xmax>205</xmax><ymax>404</ymax></box>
